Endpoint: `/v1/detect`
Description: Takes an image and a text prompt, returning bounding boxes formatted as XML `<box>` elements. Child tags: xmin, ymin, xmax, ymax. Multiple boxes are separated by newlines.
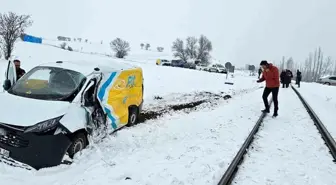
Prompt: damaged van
<box><xmin>0</xmin><ymin>60</ymin><xmax>144</xmax><ymax>169</ymax></box>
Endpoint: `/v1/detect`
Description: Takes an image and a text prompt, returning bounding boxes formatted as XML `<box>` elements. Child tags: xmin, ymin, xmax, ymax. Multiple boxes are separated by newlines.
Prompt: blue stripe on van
<box><xmin>97</xmin><ymin>72</ymin><xmax>118</xmax><ymax>129</ymax></box>
<box><xmin>98</xmin><ymin>72</ymin><xmax>117</xmax><ymax>100</ymax></box>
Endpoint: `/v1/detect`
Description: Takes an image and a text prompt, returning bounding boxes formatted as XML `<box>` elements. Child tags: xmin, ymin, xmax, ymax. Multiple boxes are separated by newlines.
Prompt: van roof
<box><xmin>38</xmin><ymin>60</ymin><xmax>137</xmax><ymax>76</ymax></box>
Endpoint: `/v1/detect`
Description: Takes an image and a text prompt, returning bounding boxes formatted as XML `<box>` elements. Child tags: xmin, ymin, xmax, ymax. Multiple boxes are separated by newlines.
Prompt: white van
<box><xmin>0</xmin><ymin>60</ymin><xmax>144</xmax><ymax>169</ymax></box>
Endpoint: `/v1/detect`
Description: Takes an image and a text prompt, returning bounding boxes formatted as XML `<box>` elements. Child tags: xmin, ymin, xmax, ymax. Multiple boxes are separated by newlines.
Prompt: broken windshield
<box><xmin>8</xmin><ymin>66</ymin><xmax>86</xmax><ymax>101</ymax></box>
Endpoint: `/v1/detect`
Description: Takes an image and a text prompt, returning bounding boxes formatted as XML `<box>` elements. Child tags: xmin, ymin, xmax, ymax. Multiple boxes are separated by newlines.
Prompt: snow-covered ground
<box><xmin>234</xmin><ymin>88</ymin><xmax>336</xmax><ymax>185</ymax></box>
<box><xmin>1</xmin><ymin>41</ymin><xmax>335</xmax><ymax>185</ymax></box>
<box><xmin>42</xmin><ymin>39</ymin><xmax>174</xmax><ymax>65</ymax></box>
<box><xmin>1</xmin><ymin>41</ymin><xmax>258</xmax><ymax>100</ymax></box>
<box><xmin>0</xmin><ymin>87</ymin><xmax>267</xmax><ymax>185</ymax></box>
<box><xmin>0</xmin><ymin>41</ymin><xmax>265</xmax><ymax>185</ymax></box>
<box><xmin>293</xmin><ymin>83</ymin><xmax>336</xmax><ymax>141</ymax></box>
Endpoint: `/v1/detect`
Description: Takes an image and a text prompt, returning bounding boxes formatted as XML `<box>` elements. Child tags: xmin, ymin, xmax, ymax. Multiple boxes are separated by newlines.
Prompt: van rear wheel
<box><xmin>126</xmin><ymin>106</ymin><xmax>139</xmax><ymax>127</ymax></box>
<box><xmin>67</xmin><ymin>132</ymin><xmax>88</xmax><ymax>158</ymax></box>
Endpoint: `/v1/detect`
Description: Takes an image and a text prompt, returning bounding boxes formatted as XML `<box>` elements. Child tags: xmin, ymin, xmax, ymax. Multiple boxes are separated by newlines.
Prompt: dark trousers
<box><xmin>262</xmin><ymin>87</ymin><xmax>279</xmax><ymax>113</ymax></box>
<box><xmin>297</xmin><ymin>79</ymin><xmax>301</xmax><ymax>88</ymax></box>
<box><xmin>285</xmin><ymin>83</ymin><xmax>289</xmax><ymax>88</ymax></box>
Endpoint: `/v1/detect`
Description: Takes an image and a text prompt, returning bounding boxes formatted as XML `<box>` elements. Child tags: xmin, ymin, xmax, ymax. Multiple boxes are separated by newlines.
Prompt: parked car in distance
<box><xmin>317</xmin><ymin>76</ymin><xmax>336</xmax><ymax>85</ymax></box>
<box><xmin>171</xmin><ymin>60</ymin><xmax>186</xmax><ymax>67</ymax></box>
<box><xmin>183</xmin><ymin>62</ymin><xmax>196</xmax><ymax>69</ymax></box>
<box><xmin>156</xmin><ymin>59</ymin><xmax>171</xmax><ymax>66</ymax></box>
<box><xmin>208</xmin><ymin>64</ymin><xmax>227</xmax><ymax>74</ymax></box>
<box><xmin>196</xmin><ymin>63</ymin><xmax>208</xmax><ymax>71</ymax></box>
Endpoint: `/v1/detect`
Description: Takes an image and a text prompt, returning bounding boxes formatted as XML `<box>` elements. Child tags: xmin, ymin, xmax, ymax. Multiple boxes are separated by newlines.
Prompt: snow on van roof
<box><xmin>38</xmin><ymin>60</ymin><xmax>137</xmax><ymax>76</ymax></box>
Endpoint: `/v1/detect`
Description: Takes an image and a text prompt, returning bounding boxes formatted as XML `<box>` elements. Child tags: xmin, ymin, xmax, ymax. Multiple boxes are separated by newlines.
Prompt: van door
<box><xmin>3</xmin><ymin>60</ymin><xmax>17</xmax><ymax>90</ymax></box>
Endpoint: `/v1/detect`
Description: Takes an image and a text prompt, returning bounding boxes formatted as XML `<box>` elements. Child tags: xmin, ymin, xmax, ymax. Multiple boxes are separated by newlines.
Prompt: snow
<box><xmin>1</xmin><ymin>41</ymin><xmax>258</xmax><ymax>101</ymax></box>
<box><xmin>234</xmin><ymin>88</ymin><xmax>336</xmax><ymax>185</ymax></box>
<box><xmin>293</xmin><ymin>83</ymin><xmax>336</xmax><ymax>141</ymax></box>
<box><xmin>1</xmin><ymin>40</ymin><xmax>335</xmax><ymax>185</ymax></box>
<box><xmin>0</xmin><ymin>86</ymin><xmax>266</xmax><ymax>185</ymax></box>
<box><xmin>42</xmin><ymin>39</ymin><xmax>174</xmax><ymax>65</ymax></box>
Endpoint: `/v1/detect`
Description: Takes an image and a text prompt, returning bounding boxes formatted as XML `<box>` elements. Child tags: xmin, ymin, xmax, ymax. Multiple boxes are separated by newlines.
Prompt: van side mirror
<box><xmin>3</xmin><ymin>79</ymin><xmax>11</xmax><ymax>91</ymax></box>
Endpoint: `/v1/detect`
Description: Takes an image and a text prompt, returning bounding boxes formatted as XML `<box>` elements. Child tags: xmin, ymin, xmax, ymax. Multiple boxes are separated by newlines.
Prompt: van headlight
<box><xmin>24</xmin><ymin>116</ymin><xmax>63</xmax><ymax>133</ymax></box>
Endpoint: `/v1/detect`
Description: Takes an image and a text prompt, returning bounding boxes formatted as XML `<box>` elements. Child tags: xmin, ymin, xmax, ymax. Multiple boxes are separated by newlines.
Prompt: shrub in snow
<box><xmin>110</xmin><ymin>38</ymin><xmax>130</xmax><ymax>58</ymax></box>
<box><xmin>145</xmin><ymin>43</ymin><xmax>150</xmax><ymax>50</ymax></box>
<box><xmin>67</xmin><ymin>46</ymin><xmax>73</xmax><ymax>51</ymax></box>
<box><xmin>60</xmin><ymin>42</ymin><xmax>67</xmax><ymax>49</ymax></box>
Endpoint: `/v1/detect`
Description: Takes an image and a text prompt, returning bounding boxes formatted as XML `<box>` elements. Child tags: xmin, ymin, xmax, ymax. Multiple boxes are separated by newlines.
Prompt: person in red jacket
<box><xmin>257</xmin><ymin>60</ymin><xmax>280</xmax><ymax>117</ymax></box>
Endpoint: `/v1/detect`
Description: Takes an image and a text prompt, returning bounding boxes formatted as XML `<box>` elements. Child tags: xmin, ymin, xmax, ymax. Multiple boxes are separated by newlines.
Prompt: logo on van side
<box><xmin>126</xmin><ymin>75</ymin><xmax>135</xmax><ymax>88</ymax></box>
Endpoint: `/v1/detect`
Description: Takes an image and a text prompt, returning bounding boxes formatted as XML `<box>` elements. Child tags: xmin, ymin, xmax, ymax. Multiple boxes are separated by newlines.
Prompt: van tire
<box><xmin>127</xmin><ymin>106</ymin><xmax>139</xmax><ymax>127</ymax></box>
<box><xmin>324</xmin><ymin>82</ymin><xmax>331</xmax><ymax>85</ymax></box>
<box><xmin>67</xmin><ymin>131</ymin><xmax>88</xmax><ymax>159</ymax></box>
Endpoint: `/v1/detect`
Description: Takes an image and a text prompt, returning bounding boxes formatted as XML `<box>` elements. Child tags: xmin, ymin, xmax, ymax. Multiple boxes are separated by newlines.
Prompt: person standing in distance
<box><xmin>13</xmin><ymin>59</ymin><xmax>26</xmax><ymax>80</ymax></box>
<box><xmin>257</xmin><ymin>60</ymin><xmax>280</xmax><ymax>117</ymax></box>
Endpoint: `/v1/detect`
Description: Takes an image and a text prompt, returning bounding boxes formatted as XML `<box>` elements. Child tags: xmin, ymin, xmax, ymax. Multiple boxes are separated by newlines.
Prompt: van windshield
<box><xmin>8</xmin><ymin>66</ymin><xmax>86</xmax><ymax>100</ymax></box>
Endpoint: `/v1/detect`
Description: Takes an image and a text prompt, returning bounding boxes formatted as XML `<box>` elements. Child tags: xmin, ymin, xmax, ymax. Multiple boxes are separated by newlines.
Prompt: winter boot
<box><xmin>272</xmin><ymin>111</ymin><xmax>278</xmax><ymax>117</ymax></box>
<box><xmin>261</xmin><ymin>109</ymin><xmax>270</xmax><ymax>113</ymax></box>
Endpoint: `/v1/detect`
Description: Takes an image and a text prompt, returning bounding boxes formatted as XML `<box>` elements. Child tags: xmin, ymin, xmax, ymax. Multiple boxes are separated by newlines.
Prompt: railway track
<box><xmin>217</xmin><ymin>86</ymin><xmax>336</xmax><ymax>185</ymax></box>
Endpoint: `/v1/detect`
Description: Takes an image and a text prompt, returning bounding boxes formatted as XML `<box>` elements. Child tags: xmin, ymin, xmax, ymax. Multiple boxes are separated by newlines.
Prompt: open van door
<box><xmin>3</xmin><ymin>60</ymin><xmax>17</xmax><ymax>91</ymax></box>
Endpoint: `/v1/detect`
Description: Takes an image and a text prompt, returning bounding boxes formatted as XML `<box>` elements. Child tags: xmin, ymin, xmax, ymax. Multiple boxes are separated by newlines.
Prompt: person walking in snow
<box><xmin>280</xmin><ymin>70</ymin><xmax>286</xmax><ymax>88</ymax></box>
<box><xmin>284</xmin><ymin>69</ymin><xmax>293</xmax><ymax>88</ymax></box>
<box><xmin>257</xmin><ymin>60</ymin><xmax>280</xmax><ymax>117</ymax></box>
<box><xmin>296</xmin><ymin>69</ymin><xmax>302</xmax><ymax>88</ymax></box>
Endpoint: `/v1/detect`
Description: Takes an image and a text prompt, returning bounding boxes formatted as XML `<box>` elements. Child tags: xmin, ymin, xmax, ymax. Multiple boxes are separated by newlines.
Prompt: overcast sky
<box><xmin>1</xmin><ymin>0</ymin><xmax>335</xmax><ymax>67</ymax></box>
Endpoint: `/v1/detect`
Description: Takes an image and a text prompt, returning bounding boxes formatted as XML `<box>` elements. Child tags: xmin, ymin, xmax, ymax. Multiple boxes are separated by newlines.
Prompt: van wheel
<box><xmin>127</xmin><ymin>106</ymin><xmax>139</xmax><ymax>127</ymax></box>
<box><xmin>324</xmin><ymin>82</ymin><xmax>331</xmax><ymax>85</ymax></box>
<box><xmin>67</xmin><ymin>132</ymin><xmax>88</xmax><ymax>159</ymax></box>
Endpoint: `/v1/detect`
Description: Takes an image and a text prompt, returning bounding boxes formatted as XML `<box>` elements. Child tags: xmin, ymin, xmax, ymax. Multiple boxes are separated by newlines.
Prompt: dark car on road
<box><xmin>171</xmin><ymin>60</ymin><xmax>186</xmax><ymax>67</ymax></box>
<box><xmin>183</xmin><ymin>62</ymin><xmax>196</xmax><ymax>69</ymax></box>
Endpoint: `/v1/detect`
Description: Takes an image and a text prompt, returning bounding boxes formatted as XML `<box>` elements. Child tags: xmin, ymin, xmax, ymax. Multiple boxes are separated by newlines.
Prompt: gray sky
<box><xmin>1</xmin><ymin>0</ymin><xmax>335</xmax><ymax>67</ymax></box>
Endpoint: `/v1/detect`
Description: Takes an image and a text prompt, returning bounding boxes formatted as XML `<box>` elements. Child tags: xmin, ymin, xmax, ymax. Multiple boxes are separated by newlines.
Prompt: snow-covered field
<box><xmin>42</xmin><ymin>39</ymin><xmax>174</xmax><ymax>65</ymax></box>
<box><xmin>1</xmin><ymin>41</ymin><xmax>336</xmax><ymax>185</ymax></box>
<box><xmin>0</xmin><ymin>41</ymin><xmax>262</xmax><ymax>185</ymax></box>
<box><xmin>292</xmin><ymin>83</ymin><xmax>336</xmax><ymax>141</ymax></box>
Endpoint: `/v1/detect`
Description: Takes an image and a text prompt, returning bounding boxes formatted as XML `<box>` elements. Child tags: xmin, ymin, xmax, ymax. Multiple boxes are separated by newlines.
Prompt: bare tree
<box><xmin>291</xmin><ymin>47</ymin><xmax>335</xmax><ymax>82</ymax></box>
<box><xmin>0</xmin><ymin>12</ymin><xmax>33</xmax><ymax>59</ymax></box>
<box><xmin>185</xmin><ymin>36</ymin><xmax>198</xmax><ymax>59</ymax></box>
<box><xmin>172</xmin><ymin>38</ymin><xmax>188</xmax><ymax>62</ymax></box>
<box><xmin>197</xmin><ymin>35</ymin><xmax>212</xmax><ymax>64</ymax></box>
<box><xmin>145</xmin><ymin>43</ymin><xmax>150</xmax><ymax>50</ymax></box>
<box><xmin>321</xmin><ymin>56</ymin><xmax>333</xmax><ymax>76</ymax></box>
<box><xmin>286</xmin><ymin>57</ymin><xmax>294</xmax><ymax>71</ymax></box>
<box><xmin>140</xmin><ymin>43</ymin><xmax>144</xmax><ymax>49</ymax></box>
<box><xmin>110</xmin><ymin>38</ymin><xmax>130</xmax><ymax>58</ymax></box>
<box><xmin>279</xmin><ymin>56</ymin><xmax>285</xmax><ymax>71</ymax></box>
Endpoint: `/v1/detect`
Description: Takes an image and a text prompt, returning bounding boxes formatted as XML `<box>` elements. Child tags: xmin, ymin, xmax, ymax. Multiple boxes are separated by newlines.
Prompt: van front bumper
<box><xmin>0</xmin><ymin>125</ymin><xmax>71</xmax><ymax>170</ymax></box>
